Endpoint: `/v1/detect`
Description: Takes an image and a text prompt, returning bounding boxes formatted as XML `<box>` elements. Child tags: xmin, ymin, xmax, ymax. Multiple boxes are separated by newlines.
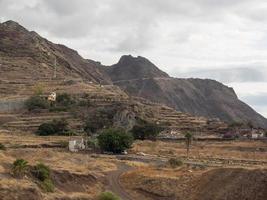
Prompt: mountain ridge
<box><xmin>0</xmin><ymin>20</ymin><xmax>266</xmax><ymax>128</ymax></box>
<box><xmin>103</xmin><ymin>55</ymin><xmax>267</xmax><ymax>128</ymax></box>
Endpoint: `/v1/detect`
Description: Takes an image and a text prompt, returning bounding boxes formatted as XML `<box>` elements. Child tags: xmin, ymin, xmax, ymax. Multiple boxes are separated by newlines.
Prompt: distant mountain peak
<box><xmin>106</xmin><ymin>55</ymin><xmax>169</xmax><ymax>81</ymax></box>
<box><xmin>118</xmin><ymin>55</ymin><xmax>154</xmax><ymax>66</ymax></box>
<box><xmin>1</xmin><ymin>20</ymin><xmax>28</xmax><ymax>32</ymax></box>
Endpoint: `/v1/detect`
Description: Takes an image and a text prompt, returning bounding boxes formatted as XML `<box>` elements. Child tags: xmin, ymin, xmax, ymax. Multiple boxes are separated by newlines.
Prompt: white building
<box><xmin>69</xmin><ymin>139</ymin><xmax>85</xmax><ymax>152</ymax></box>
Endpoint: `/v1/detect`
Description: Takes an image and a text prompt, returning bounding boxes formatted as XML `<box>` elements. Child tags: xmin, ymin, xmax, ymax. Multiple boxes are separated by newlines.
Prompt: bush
<box><xmin>37</xmin><ymin>119</ymin><xmax>69</xmax><ymax>136</ymax></box>
<box><xmin>84</xmin><ymin>119</ymin><xmax>105</xmax><ymax>134</ymax></box>
<box><xmin>97</xmin><ymin>191</ymin><xmax>121</xmax><ymax>200</ymax></box>
<box><xmin>97</xmin><ymin>128</ymin><xmax>133</xmax><ymax>154</ymax></box>
<box><xmin>11</xmin><ymin>159</ymin><xmax>28</xmax><ymax>177</ymax></box>
<box><xmin>0</xmin><ymin>143</ymin><xmax>6</xmax><ymax>150</ymax></box>
<box><xmin>33</xmin><ymin>163</ymin><xmax>51</xmax><ymax>181</ymax></box>
<box><xmin>87</xmin><ymin>138</ymin><xmax>100</xmax><ymax>151</ymax></box>
<box><xmin>32</xmin><ymin>163</ymin><xmax>54</xmax><ymax>192</ymax></box>
<box><xmin>41</xmin><ymin>178</ymin><xmax>54</xmax><ymax>192</ymax></box>
<box><xmin>131</xmin><ymin>120</ymin><xmax>163</xmax><ymax>140</ymax></box>
<box><xmin>33</xmin><ymin>84</ymin><xmax>44</xmax><ymax>96</ymax></box>
<box><xmin>168</xmin><ymin>158</ymin><xmax>183</xmax><ymax>168</ymax></box>
<box><xmin>56</xmin><ymin>93</ymin><xmax>74</xmax><ymax>107</ymax></box>
<box><xmin>25</xmin><ymin>95</ymin><xmax>49</xmax><ymax>111</ymax></box>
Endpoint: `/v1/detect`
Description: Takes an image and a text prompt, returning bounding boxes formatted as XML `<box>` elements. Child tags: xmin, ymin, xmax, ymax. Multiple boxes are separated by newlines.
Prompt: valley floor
<box><xmin>0</xmin><ymin>132</ymin><xmax>266</xmax><ymax>200</ymax></box>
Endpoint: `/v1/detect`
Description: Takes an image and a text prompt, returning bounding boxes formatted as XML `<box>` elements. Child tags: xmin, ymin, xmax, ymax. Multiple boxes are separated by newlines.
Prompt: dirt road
<box><xmin>106</xmin><ymin>163</ymin><xmax>134</xmax><ymax>200</ymax></box>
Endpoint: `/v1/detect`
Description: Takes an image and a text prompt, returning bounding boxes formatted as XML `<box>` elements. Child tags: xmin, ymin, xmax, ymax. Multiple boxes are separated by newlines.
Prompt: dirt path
<box><xmin>105</xmin><ymin>163</ymin><xmax>134</xmax><ymax>200</ymax></box>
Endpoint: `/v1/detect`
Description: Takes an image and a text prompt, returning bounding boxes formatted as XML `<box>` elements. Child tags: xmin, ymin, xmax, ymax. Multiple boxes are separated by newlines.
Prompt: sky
<box><xmin>0</xmin><ymin>0</ymin><xmax>266</xmax><ymax>117</ymax></box>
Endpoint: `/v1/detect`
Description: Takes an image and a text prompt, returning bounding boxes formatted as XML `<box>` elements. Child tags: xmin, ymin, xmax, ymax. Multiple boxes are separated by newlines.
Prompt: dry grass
<box><xmin>132</xmin><ymin>140</ymin><xmax>267</xmax><ymax>161</ymax></box>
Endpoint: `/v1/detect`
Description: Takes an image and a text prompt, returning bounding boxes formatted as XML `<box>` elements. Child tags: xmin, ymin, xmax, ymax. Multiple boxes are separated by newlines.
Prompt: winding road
<box><xmin>106</xmin><ymin>163</ymin><xmax>134</xmax><ymax>200</ymax></box>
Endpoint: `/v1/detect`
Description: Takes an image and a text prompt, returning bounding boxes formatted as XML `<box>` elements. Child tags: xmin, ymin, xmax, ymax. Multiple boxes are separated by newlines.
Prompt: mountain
<box><xmin>0</xmin><ymin>20</ymin><xmax>110</xmax><ymax>84</ymax></box>
<box><xmin>104</xmin><ymin>55</ymin><xmax>267</xmax><ymax>128</ymax></box>
<box><xmin>0</xmin><ymin>20</ymin><xmax>266</xmax><ymax>129</ymax></box>
<box><xmin>0</xmin><ymin>20</ymin><xmax>229</xmax><ymax>135</ymax></box>
<box><xmin>106</xmin><ymin>55</ymin><xmax>169</xmax><ymax>81</ymax></box>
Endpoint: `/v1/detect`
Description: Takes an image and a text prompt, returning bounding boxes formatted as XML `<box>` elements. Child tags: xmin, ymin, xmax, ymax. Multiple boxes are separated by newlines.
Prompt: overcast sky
<box><xmin>0</xmin><ymin>0</ymin><xmax>267</xmax><ymax>117</ymax></box>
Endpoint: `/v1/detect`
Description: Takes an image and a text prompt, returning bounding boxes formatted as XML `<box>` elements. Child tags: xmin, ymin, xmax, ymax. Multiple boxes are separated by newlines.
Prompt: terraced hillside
<box><xmin>0</xmin><ymin>20</ymin><xmax>228</xmax><ymax>136</ymax></box>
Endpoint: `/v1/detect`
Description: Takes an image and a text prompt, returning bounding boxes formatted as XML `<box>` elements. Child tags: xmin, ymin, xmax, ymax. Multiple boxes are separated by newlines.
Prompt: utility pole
<box><xmin>53</xmin><ymin>57</ymin><xmax>57</xmax><ymax>79</ymax></box>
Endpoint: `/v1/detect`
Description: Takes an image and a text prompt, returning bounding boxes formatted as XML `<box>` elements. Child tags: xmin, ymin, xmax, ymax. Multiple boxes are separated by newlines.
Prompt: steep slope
<box><xmin>104</xmin><ymin>55</ymin><xmax>267</xmax><ymax>128</ymax></box>
<box><xmin>0</xmin><ymin>20</ymin><xmax>110</xmax><ymax>84</ymax></box>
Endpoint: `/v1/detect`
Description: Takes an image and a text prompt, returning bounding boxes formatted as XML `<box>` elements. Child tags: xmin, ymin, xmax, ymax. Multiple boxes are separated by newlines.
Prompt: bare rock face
<box><xmin>104</xmin><ymin>56</ymin><xmax>267</xmax><ymax>128</ymax></box>
<box><xmin>113</xmin><ymin>109</ymin><xmax>136</xmax><ymax>131</ymax></box>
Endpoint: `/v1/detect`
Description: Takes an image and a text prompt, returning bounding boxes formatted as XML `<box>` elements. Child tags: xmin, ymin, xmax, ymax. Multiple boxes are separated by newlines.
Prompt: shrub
<box><xmin>33</xmin><ymin>163</ymin><xmax>51</xmax><ymax>181</ymax></box>
<box><xmin>168</xmin><ymin>158</ymin><xmax>183</xmax><ymax>168</ymax></box>
<box><xmin>84</xmin><ymin>119</ymin><xmax>105</xmax><ymax>134</ymax></box>
<box><xmin>33</xmin><ymin>84</ymin><xmax>44</xmax><ymax>96</ymax></box>
<box><xmin>87</xmin><ymin>138</ymin><xmax>100</xmax><ymax>151</ymax></box>
<box><xmin>25</xmin><ymin>95</ymin><xmax>49</xmax><ymax>111</ymax></box>
<box><xmin>97</xmin><ymin>128</ymin><xmax>133</xmax><ymax>154</ymax></box>
<box><xmin>41</xmin><ymin>178</ymin><xmax>54</xmax><ymax>192</ymax></box>
<box><xmin>0</xmin><ymin>143</ymin><xmax>6</xmax><ymax>150</ymax></box>
<box><xmin>32</xmin><ymin>163</ymin><xmax>54</xmax><ymax>192</ymax></box>
<box><xmin>97</xmin><ymin>191</ymin><xmax>121</xmax><ymax>200</ymax></box>
<box><xmin>84</xmin><ymin>108</ymin><xmax>114</xmax><ymax>134</ymax></box>
<box><xmin>131</xmin><ymin>120</ymin><xmax>163</xmax><ymax>140</ymax></box>
<box><xmin>37</xmin><ymin>119</ymin><xmax>69</xmax><ymax>136</ymax></box>
<box><xmin>56</xmin><ymin>93</ymin><xmax>74</xmax><ymax>107</ymax></box>
<box><xmin>11</xmin><ymin>159</ymin><xmax>28</xmax><ymax>177</ymax></box>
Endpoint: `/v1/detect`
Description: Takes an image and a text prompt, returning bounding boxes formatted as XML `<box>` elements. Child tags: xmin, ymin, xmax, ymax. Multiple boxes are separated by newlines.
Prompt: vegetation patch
<box><xmin>36</xmin><ymin>119</ymin><xmax>70</xmax><ymax>136</ymax></box>
<box><xmin>131</xmin><ymin>119</ymin><xmax>163</xmax><ymax>140</ymax></box>
<box><xmin>97</xmin><ymin>191</ymin><xmax>121</xmax><ymax>200</ymax></box>
<box><xmin>0</xmin><ymin>143</ymin><xmax>6</xmax><ymax>150</ymax></box>
<box><xmin>168</xmin><ymin>158</ymin><xmax>183</xmax><ymax>168</ymax></box>
<box><xmin>25</xmin><ymin>95</ymin><xmax>49</xmax><ymax>111</ymax></box>
<box><xmin>97</xmin><ymin>128</ymin><xmax>133</xmax><ymax>154</ymax></box>
<box><xmin>32</xmin><ymin>163</ymin><xmax>54</xmax><ymax>192</ymax></box>
<box><xmin>11</xmin><ymin>159</ymin><xmax>29</xmax><ymax>178</ymax></box>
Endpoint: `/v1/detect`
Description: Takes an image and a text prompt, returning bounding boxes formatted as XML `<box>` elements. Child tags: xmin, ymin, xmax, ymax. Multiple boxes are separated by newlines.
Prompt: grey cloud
<box><xmin>242</xmin><ymin>93</ymin><xmax>267</xmax><ymax>106</ymax></box>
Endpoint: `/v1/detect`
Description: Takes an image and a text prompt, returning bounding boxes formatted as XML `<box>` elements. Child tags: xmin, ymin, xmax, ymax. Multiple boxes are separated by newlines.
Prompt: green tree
<box><xmin>131</xmin><ymin>121</ymin><xmax>162</xmax><ymax>140</ymax></box>
<box><xmin>184</xmin><ymin>132</ymin><xmax>193</xmax><ymax>159</ymax></box>
<box><xmin>97</xmin><ymin>128</ymin><xmax>133</xmax><ymax>154</ymax></box>
<box><xmin>11</xmin><ymin>159</ymin><xmax>28</xmax><ymax>177</ymax></box>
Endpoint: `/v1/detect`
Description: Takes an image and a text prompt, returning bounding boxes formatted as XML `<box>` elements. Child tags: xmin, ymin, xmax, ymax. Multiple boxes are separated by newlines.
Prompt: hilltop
<box><xmin>103</xmin><ymin>55</ymin><xmax>267</xmax><ymax>128</ymax></box>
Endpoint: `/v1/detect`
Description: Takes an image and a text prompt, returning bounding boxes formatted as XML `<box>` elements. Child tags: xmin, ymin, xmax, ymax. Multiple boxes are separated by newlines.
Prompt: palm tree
<box><xmin>185</xmin><ymin>132</ymin><xmax>193</xmax><ymax>159</ymax></box>
<box><xmin>12</xmin><ymin>159</ymin><xmax>28</xmax><ymax>178</ymax></box>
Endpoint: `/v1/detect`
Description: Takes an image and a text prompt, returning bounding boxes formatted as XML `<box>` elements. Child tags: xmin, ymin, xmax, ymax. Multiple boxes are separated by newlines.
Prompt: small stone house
<box><xmin>69</xmin><ymin>139</ymin><xmax>85</xmax><ymax>152</ymax></box>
